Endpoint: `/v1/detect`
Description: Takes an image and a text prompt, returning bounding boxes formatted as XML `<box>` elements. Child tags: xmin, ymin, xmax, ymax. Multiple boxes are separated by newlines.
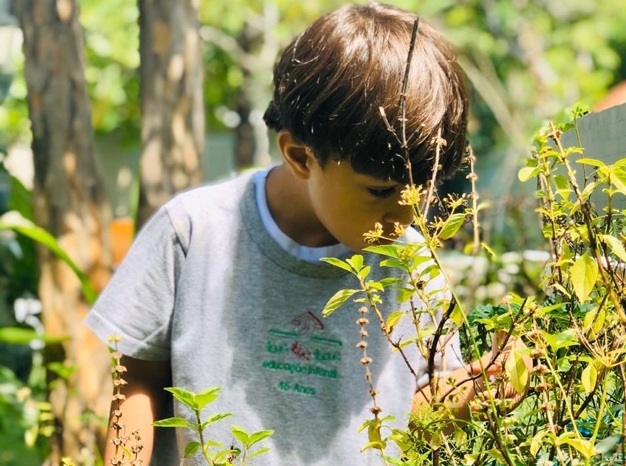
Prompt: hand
<box><xmin>472</xmin><ymin>331</ymin><xmax>531</xmax><ymax>413</ymax></box>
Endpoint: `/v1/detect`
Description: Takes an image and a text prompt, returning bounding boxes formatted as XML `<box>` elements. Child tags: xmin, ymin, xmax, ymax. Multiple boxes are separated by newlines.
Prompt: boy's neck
<box><xmin>265</xmin><ymin>164</ymin><xmax>339</xmax><ymax>248</ymax></box>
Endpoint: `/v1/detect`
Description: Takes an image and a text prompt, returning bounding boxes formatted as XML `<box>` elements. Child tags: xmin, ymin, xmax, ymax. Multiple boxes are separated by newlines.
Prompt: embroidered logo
<box><xmin>262</xmin><ymin>311</ymin><xmax>343</xmax><ymax>396</ymax></box>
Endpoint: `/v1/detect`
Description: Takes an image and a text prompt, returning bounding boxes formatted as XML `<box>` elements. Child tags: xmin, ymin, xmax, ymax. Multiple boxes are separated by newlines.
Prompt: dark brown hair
<box><xmin>263</xmin><ymin>2</ymin><xmax>469</xmax><ymax>186</ymax></box>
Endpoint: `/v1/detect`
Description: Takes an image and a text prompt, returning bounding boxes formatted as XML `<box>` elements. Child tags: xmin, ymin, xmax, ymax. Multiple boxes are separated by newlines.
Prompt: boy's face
<box><xmin>305</xmin><ymin>155</ymin><xmax>415</xmax><ymax>251</ymax></box>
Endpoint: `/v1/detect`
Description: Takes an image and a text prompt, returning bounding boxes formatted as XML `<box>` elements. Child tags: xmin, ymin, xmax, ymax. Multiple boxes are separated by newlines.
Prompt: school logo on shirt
<box><xmin>262</xmin><ymin>311</ymin><xmax>343</xmax><ymax>396</ymax></box>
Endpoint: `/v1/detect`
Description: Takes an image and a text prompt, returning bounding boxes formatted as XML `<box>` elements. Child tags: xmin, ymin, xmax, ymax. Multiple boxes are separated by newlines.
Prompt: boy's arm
<box><xmin>412</xmin><ymin>337</ymin><xmax>531</xmax><ymax>428</ymax></box>
<box><xmin>411</xmin><ymin>361</ymin><xmax>482</xmax><ymax>427</ymax></box>
<box><xmin>104</xmin><ymin>356</ymin><xmax>172</xmax><ymax>464</ymax></box>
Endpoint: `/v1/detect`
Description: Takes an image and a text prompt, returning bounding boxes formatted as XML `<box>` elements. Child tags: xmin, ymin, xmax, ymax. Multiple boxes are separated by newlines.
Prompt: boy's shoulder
<box><xmin>154</xmin><ymin>170</ymin><xmax>257</xmax><ymax>250</ymax></box>
<box><xmin>170</xmin><ymin>169</ymin><xmax>256</xmax><ymax>209</ymax></box>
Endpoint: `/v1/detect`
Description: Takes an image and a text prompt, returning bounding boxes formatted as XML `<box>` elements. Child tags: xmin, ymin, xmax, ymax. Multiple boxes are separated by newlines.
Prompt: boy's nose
<box><xmin>383</xmin><ymin>203</ymin><xmax>415</xmax><ymax>229</ymax></box>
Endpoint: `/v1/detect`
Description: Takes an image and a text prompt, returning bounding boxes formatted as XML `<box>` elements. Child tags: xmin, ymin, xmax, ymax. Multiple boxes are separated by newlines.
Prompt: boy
<box><xmin>86</xmin><ymin>3</ymin><xmax>523</xmax><ymax>465</ymax></box>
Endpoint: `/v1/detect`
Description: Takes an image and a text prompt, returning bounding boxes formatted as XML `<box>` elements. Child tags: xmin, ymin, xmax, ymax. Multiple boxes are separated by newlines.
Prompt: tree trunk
<box><xmin>136</xmin><ymin>0</ymin><xmax>205</xmax><ymax>229</ymax></box>
<box><xmin>17</xmin><ymin>0</ymin><xmax>113</xmax><ymax>463</ymax></box>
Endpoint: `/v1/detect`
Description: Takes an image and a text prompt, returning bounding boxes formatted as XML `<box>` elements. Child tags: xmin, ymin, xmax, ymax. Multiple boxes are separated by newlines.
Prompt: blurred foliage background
<box><xmin>4</xmin><ymin>0</ymin><xmax>626</xmax><ymax>244</ymax></box>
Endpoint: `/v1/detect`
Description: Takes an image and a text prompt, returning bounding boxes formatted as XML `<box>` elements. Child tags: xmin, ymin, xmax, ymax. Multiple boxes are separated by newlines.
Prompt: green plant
<box><xmin>320</xmin><ymin>100</ymin><xmax>625</xmax><ymax>465</ymax></box>
<box><xmin>152</xmin><ymin>387</ymin><xmax>273</xmax><ymax>465</ymax></box>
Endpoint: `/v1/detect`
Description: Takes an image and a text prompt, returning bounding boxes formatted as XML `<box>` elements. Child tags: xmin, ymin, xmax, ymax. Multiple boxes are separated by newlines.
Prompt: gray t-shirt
<box><xmin>86</xmin><ymin>170</ymin><xmax>464</xmax><ymax>465</ymax></box>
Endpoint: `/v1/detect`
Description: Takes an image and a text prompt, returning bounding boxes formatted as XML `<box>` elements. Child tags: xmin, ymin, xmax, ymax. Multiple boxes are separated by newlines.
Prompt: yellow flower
<box><xmin>363</xmin><ymin>222</ymin><xmax>384</xmax><ymax>244</ymax></box>
<box><xmin>399</xmin><ymin>185</ymin><xmax>422</xmax><ymax>206</ymax></box>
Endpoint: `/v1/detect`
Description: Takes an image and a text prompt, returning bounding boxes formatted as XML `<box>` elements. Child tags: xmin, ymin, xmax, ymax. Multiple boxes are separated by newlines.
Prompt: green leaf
<box><xmin>0</xmin><ymin>214</ymin><xmax>97</xmax><ymax>304</ymax></box>
<box><xmin>152</xmin><ymin>417</ymin><xmax>192</xmax><ymax>428</ymax></box>
<box><xmin>543</xmin><ymin>329</ymin><xmax>579</xmax><ymax>350</ymax></box>
<box><xmin>247</xmin><ymin>429</ymin><xmax>274</xmax><ymax>448</ymax></box>
<box><xmin>357</xmin><ymin>265</ymin><xmax>371</xmax><ymax>280</ymax></box>
<box><xmin>583</xmin><ymin>306</ymin><xmax>605</xmax><ymax>339</ymax></box>
<box><xmin>346</xmin><ymin>255</ymin><xmax>364</xmax><ymax>272</ymax></box>
<box><xmin>367</xmin><ymin>416</ymin><xmax>382</xmax><ymax>447</ymax></box>
<box><xmin>201</xmin><ymin>413</ymin><xmax>232</xmax><ymax>430</ymax></box>
<box><xmin>579</xmin><ymin>181</ymin><xmax>600</xmax><ymax>201</ymax></box>
<box><xmin>558</xmin><ymin>434</ymin><xmax>595</xmax><ymax>458</ymax></box>
<box><xmin>230</xmin><ymin>425</ymin><xmax>250</xmax><ymax>446</ymax></box>
<box><xmin>570</xmin><ymin>253</ymin><xmax>598</xmax><ymax>302</ymax></box>
<box><xmin>360</xmin><ymin>440</ymin><xmax>385</xmax><ymax>452</ymax></box>
<box><xmin>554</xmin><ymin>174</ymin><xmax>570</xmax><ymax>192</ymax></box>
<box><xmin>380</xmin><ymin>258</ymin><xmax>408</xmax><ymax>270</ymax></box>
<box><xmin>164</xmin><ymin>387</ymin><xmax>197</xmax><ymax>409</ymax></box>
<box><xmin>385</xmin><ymin>311</ymin><xmax>405</xmax><ymax>333</ymax></box>
<box><xmin>600</xmin><ymin>234</ymin><xmax>626</xmax><ymax>262</ymax></box>
<box><xmin>438</xmin><ymin>213</ymin><xmax>466</xmax><ymax>240</ymax></box>
<box><xmin>184</xmin><ymin>441</ymin><xmax>201</xmax><ymax>458</ymax></box>
<box><xmin>247</xmin><ymin>447</ymin><xmax>271</xmax><ymax>460</ymax></box>
<box><xmin>518</xmin><ymin>166</ymin><xmax>540</xmax><ymax>182</ymax></box>
<box><xmin>320</xmin><ymin>257</ymin><xmax>354</xmax><ymax>273</ymax></box>
<box><xmin>505</xmin><ymin>349</ymin><xmax>529</xmax><ymax>395</ymax></box>
<box><xmin>581</xmin><ymin>362</ymin><xmax>597</xmax><ymax>393</ymax></box>
<box><xmin>529</xmin><ymin>430</ymin><xmax>546</xmax><ymax>457</ymax></box>
<box><xmin>576</xmin><ymin>158</ymin><xmax>605</xmax><ymax>168</ymax></box>
<box><xmin>363</xmin><ymin>244</ymin><xmax>401</xmax><ymax>258</ymax></box>
<box><xmin>0</xmin><ymin>327</ymin><xmax>69</xmax><ymax>345</ymax></box>
<box><xmin>484</xmin><ymin>448</ymin><xmax>506</xmax><ymax>464</ymax></box>
<box><xmin>449</xmin><ymin>303</ymin><xmax>464</xmax><ymax>326</ymax></box>
<box><xmin>193</xmin><ymin>387</ymin><xmax>221</xmax><ymax>411</ymax></box>
<box><xmin>366</xmin><ymin>280</ymin><xmax>384</xmax><ymax>292</ymax></box>
<box><xmin>321</xmin><ymin>289</ymin><xmax>359</xmax><ymax>317</ymax></box>
<box><xmin>610</xmin><ymin>166</ymin><xmax>626</xmax><ymax>195</ymax></box>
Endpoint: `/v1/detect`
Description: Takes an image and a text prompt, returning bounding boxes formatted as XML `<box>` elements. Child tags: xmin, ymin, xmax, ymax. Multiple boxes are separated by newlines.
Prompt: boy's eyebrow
<box><xmin>357</xmin><ymin>176</ymin><xmax>402</xmax><ymax>187</ymax></box>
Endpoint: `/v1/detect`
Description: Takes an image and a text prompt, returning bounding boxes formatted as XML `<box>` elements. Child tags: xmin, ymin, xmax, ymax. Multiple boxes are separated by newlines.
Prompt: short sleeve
<box><xmin>85</xmin><ymin>206</ymin><xmax>185</xmax><ymax>360</ymax></box>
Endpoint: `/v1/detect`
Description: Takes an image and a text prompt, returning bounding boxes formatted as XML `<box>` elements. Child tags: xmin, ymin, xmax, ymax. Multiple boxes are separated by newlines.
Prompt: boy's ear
<box><xmin>278</xmin><ymin>130</ymin><xmax>315</xmax><ymax>180</ymax></box>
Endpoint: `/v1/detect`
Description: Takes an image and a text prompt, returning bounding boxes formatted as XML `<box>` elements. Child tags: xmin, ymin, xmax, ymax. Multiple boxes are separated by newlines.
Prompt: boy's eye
<box><xmin>367</xmin><ymin>187</ymin><xmax>396</xmax><ymax>199</ymax></box>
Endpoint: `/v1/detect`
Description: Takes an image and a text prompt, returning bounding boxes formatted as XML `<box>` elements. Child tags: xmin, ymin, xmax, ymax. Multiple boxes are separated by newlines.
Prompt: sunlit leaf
<box><xmin>164</xmin><ymin>387</ymin><xmax>196</xmax><ymax>409</ymax></box>
<box><xmin>363</xmin><ymin>244</ymin><xmax>401</xmax><ymax>258</ymax></box>
<box><xmin>583</xmin><ymin>306</ymin><xmax>605</xmax><ymax>339</ymax></box>
<box><xmin>505</xmin><ymin>349</ymin><xmax>529</xmax><ymax>395</ymax></box>
<box><xmin>184</xmin><ymin>441</ymin><xmax>201</xmax><ymax>458</ymax></box>
<box><xmin>530</xmin><ymin>430</ymin><xmax>547</xmax><ymax>457</ymax></box>
<box><xmin>0</xmin><ymin>214</ymin><xmax>97</xmax><ymax>304</ymax></box>
<box><xmin>0</xmin><ymin>327</ymin><xmax>69</xmax><ymax>345</ymax></box>
<box><xmin>570</xmin><ymin>253</ymin><xmax>598</xmax><ymax>302</ymax></box>
<box><xmin>231</xmin><ymin>425</ymin><xmax>250</xmax><ymax>446</ymax></box>
<box><xmin>320</xmin><ymin>257</ymin><xmax>354</xmax><ymax>273</ymax></box>
<box><xmin>581</xmin><ymin>362</ymin><xmax>597</xmax><ymax>393</ymax></box>
<box><xmin>347</xmin><ymin>255</ymin><xmax>364</xmax><ymax>272</ymax></box>
<box><xmin>543</xmin><ymin>329</ymin><xmax>579</xmax><ymax>350</ymax></box>
<box><xmin>600</xmin><ymin>234</ymin><xmax>626</xmax><ymax>263</ymax></box>
<box><xmin>558</xmin><ymin>434</ymin><xmax>595</xmax><ymax>458</ymax></box>
<box><xmin>438</xmin><ymin>213</ymin><xmax>466</xmax><ymax>240</ymax></box>
<box><xmin>193</xmin><ymin>387</ymin><xmax>221</xmax><ymax>411</ymax></box>
<box><xmin>610</xmin><ymin>166</ymin><xmax>626</xmax><ymax>195</ymax></box>
<box><xmin>321</xmin><ymin>289</ymin><xmax>359</xmax><ymax>317</ymax></box>
<box><xmin>152</xmin><ymin>417</ymin><xmax>192</xmax><ymax>428</ymax></box>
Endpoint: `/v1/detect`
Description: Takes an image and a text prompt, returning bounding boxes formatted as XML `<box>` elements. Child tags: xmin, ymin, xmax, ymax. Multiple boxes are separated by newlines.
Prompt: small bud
<box><xmin>535</xmin><ymin>382</ymin><xmax>552</xmax><ymax>393</ymax></box>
